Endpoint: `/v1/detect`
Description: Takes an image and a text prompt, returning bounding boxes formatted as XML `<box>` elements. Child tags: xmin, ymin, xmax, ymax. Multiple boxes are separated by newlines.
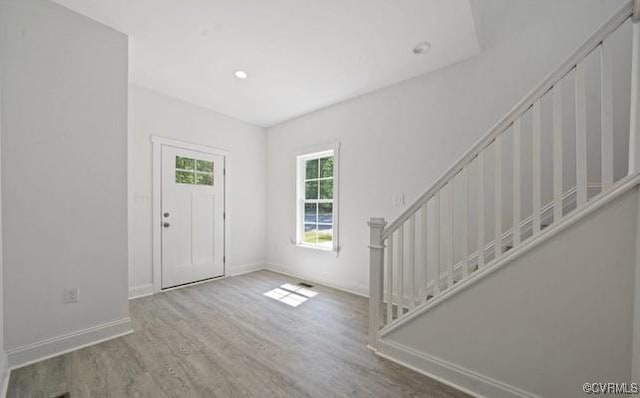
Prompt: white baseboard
<box><xmin>264</xmin><ymin>263</ymin><xmax>368</xmax><ymax>297</ymax></box>
<box><xmin>128</xmin><ymin>263</ymin><xmax>267</xmax><ymax>301</ymax></box>
<box><xmin>228</xmin><ymin>262</ymin><xmax>266</xmax><ymax>276</ymax></box>
<box><xmin>376</xmin><ymin>339</ymin><xmax>539</xmax><ymax>398</ymax></box>
<box><xmin>128</xmin><ymin>283</ymin><xmax>154</xmax><ymax>300</ymax></box>
<box><xmin>7</xmin><ymin>318</ymin><xmax>132</xmax><ymax>369</ymax></box>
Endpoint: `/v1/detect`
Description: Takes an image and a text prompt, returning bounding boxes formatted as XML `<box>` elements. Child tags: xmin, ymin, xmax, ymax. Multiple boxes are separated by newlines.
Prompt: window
<box><xmin>296</xmin><ymin>146</ymin><xmax>338</xmax><ymax>251</ymax></box>
<box><xmin>175</xmin><ymin>156</ymin><xmax>214</xmax><ymax>186</ymax></box>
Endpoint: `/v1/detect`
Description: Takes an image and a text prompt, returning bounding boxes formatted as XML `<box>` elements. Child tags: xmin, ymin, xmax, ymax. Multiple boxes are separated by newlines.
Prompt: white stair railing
<box><xmin>368</xmin><ymin>0</ymin><xmax>640</xmax><ymax>349</ymax></box>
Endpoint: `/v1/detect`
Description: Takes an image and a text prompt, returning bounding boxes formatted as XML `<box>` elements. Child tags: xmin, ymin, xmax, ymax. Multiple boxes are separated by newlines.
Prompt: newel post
<box><xmin>629</xmin><ymin>0</ymin><xmax>640</xmax><ymax>173</ymax></box>
<box><xmin>368</xmin><ymin>217</ymin><xmax>387</xmax><ymax>350</ymax></box>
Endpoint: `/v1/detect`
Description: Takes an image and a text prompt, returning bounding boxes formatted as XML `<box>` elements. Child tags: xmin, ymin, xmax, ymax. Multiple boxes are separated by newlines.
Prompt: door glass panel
<box><xmin>176</xmin><ymin>156</ymin><xmax>195</xmax><ymax>170</ymax></box>
<box><xmin>195</xmin><ymin>172</ymin><xmax>213</xmax><ymax>186</ymax></box>
<box><xmin>176</xmin><ymin>170</ymin><xmax>195</xmax><ymax>184</ymax></box>
<box><xmin>176</xmin><ymin>156</ymin><xmax>215</xmax><ymax>185</ymax></box>
<box><xmin>196</xmin><ymin>160</ymin><xmax>214</xmax><ymax>173</ymax></box>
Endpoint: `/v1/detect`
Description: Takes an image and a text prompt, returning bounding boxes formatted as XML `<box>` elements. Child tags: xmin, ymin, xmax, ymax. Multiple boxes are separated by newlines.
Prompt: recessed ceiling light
<box><xmin>413</xmin><ymin>41</ymin><xmax>431</xmax><ymax>55</ymax></box>
<box><xmin>234</xmin><ymin>70</ymin><xmax>248</xmax><ymax>79</ymax></box>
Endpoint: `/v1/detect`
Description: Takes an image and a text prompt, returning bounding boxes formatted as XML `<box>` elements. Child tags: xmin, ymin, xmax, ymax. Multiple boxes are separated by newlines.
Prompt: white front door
<box><xmin>161</xmin><ymin>145</ymin><xmax>224</xmax><ymax>288</ymax></box>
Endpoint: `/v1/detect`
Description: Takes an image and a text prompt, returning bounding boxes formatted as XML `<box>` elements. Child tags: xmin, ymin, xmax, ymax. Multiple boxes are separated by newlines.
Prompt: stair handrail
<box><xmin>382</xmin><ymin>0</ymin><xmax>634</xmax><ymax>240</ymax></box>
<box><xmin>368</xmin><ymin>0</ymin><xmax>640</xmax><ymax>350</ymax></box>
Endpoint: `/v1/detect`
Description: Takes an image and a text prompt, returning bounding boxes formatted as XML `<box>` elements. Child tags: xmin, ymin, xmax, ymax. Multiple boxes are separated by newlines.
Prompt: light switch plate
<box><xmin>64</xmin><ymin>288</ymin><xmax>79</xmax><ymax>303</ymax></box>
<box><xmin>392</xmin><ymin>193</ymin><xmax>405</xmax><ymax>207</ymax></box>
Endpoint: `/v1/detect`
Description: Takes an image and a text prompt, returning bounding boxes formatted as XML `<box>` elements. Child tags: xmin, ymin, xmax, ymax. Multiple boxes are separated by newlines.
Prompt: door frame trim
<box><xmin>151</xmin><ymin>136</ymin><xmax>229</xmax><ymax>293</ymax></box>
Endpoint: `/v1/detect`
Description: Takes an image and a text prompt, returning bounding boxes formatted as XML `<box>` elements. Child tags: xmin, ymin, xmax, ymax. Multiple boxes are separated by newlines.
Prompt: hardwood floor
<box><xmin>7</xmin><ymin>270</ymin><xmax>470</xmax><ymax>398</ymax></box>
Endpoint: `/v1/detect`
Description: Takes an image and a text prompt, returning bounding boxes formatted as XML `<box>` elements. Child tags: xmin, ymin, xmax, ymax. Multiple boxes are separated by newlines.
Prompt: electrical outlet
<box><xmin>64</xmin><ymin>288</ymin><xmax>79</xmax><ymax>303</ymax></box>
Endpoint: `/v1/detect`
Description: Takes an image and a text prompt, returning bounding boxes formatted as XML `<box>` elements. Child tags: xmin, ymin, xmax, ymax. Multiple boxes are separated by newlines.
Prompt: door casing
<box><xmin>151</xmin><ymin>136</ymin><xmax>229</xmax><ymax>293</ymax></box>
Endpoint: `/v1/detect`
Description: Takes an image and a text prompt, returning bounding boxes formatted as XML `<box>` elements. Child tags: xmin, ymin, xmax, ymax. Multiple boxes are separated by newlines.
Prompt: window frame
<box><xmin>295</xmin><ymin>143</ymin><xmax>340</xmax><ymax>252</ymax></box>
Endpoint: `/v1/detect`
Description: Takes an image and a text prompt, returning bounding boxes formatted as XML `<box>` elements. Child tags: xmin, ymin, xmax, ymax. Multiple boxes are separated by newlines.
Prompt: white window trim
<box><xmin>295</xmin><ymin>142</ymin><xmax>340</xmax><ymax>253</ymax></box>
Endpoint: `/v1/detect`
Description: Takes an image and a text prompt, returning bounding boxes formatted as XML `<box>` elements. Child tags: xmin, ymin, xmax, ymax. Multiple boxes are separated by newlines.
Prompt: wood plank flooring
<box><xmin>7</xmin><ymin>270</ymin><xmax>470</xmax><ymax>398</ymax></box>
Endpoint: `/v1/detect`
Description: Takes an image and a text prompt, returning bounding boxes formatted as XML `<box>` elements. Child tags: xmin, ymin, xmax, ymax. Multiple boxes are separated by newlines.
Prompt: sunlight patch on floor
<box><xmin>263</xmin><ymin>284</ymin><xmax>318</xmax><ymax>307</ymax></box>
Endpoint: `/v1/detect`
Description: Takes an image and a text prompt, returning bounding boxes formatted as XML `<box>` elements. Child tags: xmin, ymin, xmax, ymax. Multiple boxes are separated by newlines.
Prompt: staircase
<box><xmin>368</xmin><ymin>1</ymin><xmax>640</xmax><ymax>396</ymax></box>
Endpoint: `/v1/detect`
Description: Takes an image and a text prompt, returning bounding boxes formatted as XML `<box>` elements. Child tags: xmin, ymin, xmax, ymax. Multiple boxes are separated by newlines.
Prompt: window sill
<box><xmin>295</xmin><ymin>243</ymin><xmax>336</xmax><ymax>253</ymax></box>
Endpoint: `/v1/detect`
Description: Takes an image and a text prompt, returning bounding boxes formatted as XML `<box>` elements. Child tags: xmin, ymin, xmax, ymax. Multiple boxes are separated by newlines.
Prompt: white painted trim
<box><xmin>264</xmin><ymin>264</ymin><xmax>368</xmax><ymax>298</ymax></box>
<box><xmin>227</xmin><ymin>262</ymin><xmax>266</xmax><ymax>276</ymax></box>
<box><xmin>128</xmin><ymin>283</ymin><xmax>154</xmax><ymax>300</ymax></box>
<box><xmin>6</xmin><ymin>318</ymin><xmax>132</xmax><ymax>369</ymax></box>
<box><xmin>128</xmin><ymin>263</ymin><xmax>267</xmax><ymax>300</ymax></box>
<box><xmin>151</xmin><ymin>136</ymin><xmax>230</xmax><ymax>156</ymax></box>
<box><xmin>152</xmin><ymin>137</ymin><xmax>162</xmax><ymax>293</ymax></box>
<box><xmin>151</xmin><ymin>136</ymin><xmax>230</xmax><ymax>293</ymax></box>
<box><xmin>376</xmin><ymin>339</ymin><xmax>540</xmax><ymax>398</ymax></box>
<box><xmin>380</xmin><ymin>174</ymin><xmax>640</xmax><ymax>337</ymax></box>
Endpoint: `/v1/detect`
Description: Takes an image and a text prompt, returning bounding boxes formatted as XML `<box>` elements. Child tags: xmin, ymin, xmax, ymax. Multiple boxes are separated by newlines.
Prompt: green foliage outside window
<box><xmin>176</xmin><ymin>156</ymin><xmax>214</xmax><ymax>186</ymax></box>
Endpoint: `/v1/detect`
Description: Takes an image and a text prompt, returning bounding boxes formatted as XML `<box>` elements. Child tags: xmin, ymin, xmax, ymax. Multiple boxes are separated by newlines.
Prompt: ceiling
<box><xmin>53</xmin><ymin>0</ymin><xmax>480</xmax><ymax>127</ymax></box>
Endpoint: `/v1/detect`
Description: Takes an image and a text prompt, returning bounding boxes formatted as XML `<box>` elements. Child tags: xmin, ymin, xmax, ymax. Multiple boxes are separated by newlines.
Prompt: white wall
<box><xmin>383</xmin><ymin>187</ymin><xmax>639</xmax><ymax>398</ymax></box>
<box><xmin>0</xmin><ymin>0</ymin><xmax>129</xmax><ymax>366</ymax></box>
<box><xmin>128</xmin><ymin>85</ymin><xmax>266</xmax><ymax>297</ymax></box>
<box><xmin>265</xmin><ymin>0</ymin><xmax>628</xmax><ymax>295</ymax></box>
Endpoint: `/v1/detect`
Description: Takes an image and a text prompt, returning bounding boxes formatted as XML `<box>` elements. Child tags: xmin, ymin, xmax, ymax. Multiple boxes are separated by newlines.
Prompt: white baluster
<box><xmin>600</xmin><ymin>41</ymin><xmax>614</xmax><ymax>190</ymax></box>
<box><xmin>447</xmin><ymin>182</ymin><xmax>455</xmax><ymax>289</ymax></box>
<box><xmin>553</xmin><ymin>84</ymin><xmax>563</xmax><ymax>223</ymax></box>
<box><xmin>461</xmin><ymin>165</ymin><xmax>469</xmax><ymax>279</ymax></box>
<box><xmin>421</xmin><ymin>202</ymin><xmax>428</xmax><ymax>303</ymax></box>
<box><xmin>532</xmin><ymin>100</ymin><xmax>542</xmax><ymax>235</ymax></box>
<box><xmin>433</xmin><ymin>192</ymin><xmax>441</xmax><ymax>295</ymax></box>
<box><xmin>386</xmin><ymin>234</ymin><xmax>394</xmax><ymax>324</ymax></box>
<box><xmin>494</xmin><ymin>135</ymin><xmax>503</xmax><ymax>259</ymax></box>
<box><xmin>513</xmin><ymin>120</ymin><xmax>522</xmax><ymax>246</ymax></box>
<box><xmin>397</xmin><ymin>223</ymin><xmax>404</xmax><ymax>319</ymax></box>
<box><xmin>575</xmin><ymin>63</ymin><xmax>588</xmax><ymax>207</ymax></box>
<box><xmin>408</xmin><ymin>215</ymin><xmax>416</xmax><ymax>310</ymax></box>
<box><xmin>477</xmin><ymin>152</ymin><xmax>485</xmax><ymax>268</ymax></box>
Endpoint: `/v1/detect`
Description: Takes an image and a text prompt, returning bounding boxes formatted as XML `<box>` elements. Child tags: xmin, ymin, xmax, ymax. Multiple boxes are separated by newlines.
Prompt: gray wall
<box><xmin>0</xmin><ymin>0</ymin><xmax>129</xmax><ymax>357</ymax></box>
<box><xmin>386</xmin><ymin>187</ymin><xmax>639</xmax><ymax>397</ymax></box>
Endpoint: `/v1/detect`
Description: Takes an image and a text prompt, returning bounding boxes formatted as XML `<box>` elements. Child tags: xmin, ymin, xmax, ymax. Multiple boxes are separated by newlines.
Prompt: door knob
<box><xmin>163</xmin><ymin>222</ymin><xmax>170</xmax><ymax>228</ymax></box>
